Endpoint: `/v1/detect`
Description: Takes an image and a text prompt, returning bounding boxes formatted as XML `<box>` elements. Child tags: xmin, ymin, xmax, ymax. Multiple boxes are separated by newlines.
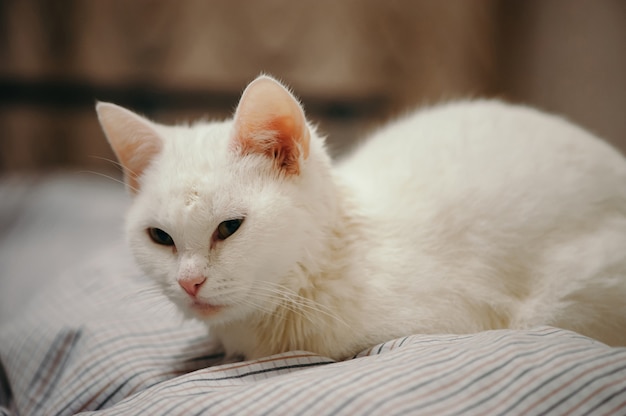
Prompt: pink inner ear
<box><xmin>96</xmin><ymin>102</ymin><xmax>163</xmax><ymax>193</ymax></box>
<box><xmin>232</xmin><ymin>76</ymin><xmax>310</xmax><ymax>175</ymax></box>
<box><xmin>117</xmin><ymin>137</ymin><xmax>162</xmax><ymax>193</ymax></box>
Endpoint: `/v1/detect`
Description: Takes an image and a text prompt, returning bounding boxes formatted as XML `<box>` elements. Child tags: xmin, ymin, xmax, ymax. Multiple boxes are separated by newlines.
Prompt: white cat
<box><xmin>97</xmin><ymin>75</ymin><xmax>626</xmax><ymax>361</ymax></box>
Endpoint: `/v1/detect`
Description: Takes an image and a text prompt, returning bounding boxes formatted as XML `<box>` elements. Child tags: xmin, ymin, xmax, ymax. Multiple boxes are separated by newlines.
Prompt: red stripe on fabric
<box><xmin>599</xmin><ymin>396</ymin><xmax>626</xmax><ymax>416</ymax></box>
<box><xmin>479</xmin><ymin>348</ymin><xmax>606</xmax><ymax>414</ymax></box>
<box><xmin>519</xmin><ymin>356</ymin><xmax>626</xmax><ymax>415</ymax></box>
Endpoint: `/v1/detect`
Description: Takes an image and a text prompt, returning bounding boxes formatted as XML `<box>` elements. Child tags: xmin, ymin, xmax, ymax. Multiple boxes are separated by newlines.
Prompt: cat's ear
<box><xmin>96</xmin><ymin>102</ymin><xmax>163</xmax><ymax>194</ymax></box>
<box><xmin>232</xmin><ymin>75</ymin><xmax>310</xmax><ymax>176</ymax></box>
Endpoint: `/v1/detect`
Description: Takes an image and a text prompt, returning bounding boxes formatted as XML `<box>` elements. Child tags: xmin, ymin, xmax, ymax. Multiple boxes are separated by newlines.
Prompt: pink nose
<box><xmin>178</xmin><ymin>275</ymin><xmax>207</xmax><ymax>297</ymax></box>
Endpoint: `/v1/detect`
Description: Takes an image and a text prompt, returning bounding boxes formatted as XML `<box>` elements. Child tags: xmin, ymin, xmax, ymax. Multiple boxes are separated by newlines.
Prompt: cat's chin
<box><xmin>188</xmin><ymin>300</ymin><xmax>224</xmax><ymax>317</ymax></box>
<box><xmin>179</xmin><ymin>298</ymin><xmax>253</xmax><ymax>326</ymax></box>
<box><xmin>172</xmin><ymin>298</ymin><xmax>229</xmax><ymax>321</ymax></box>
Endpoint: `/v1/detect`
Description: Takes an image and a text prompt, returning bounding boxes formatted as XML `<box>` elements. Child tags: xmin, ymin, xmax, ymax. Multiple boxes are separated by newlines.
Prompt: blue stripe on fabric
<box><xmin>32</xmin><ymin>329</ymin><xmax>82</xmax><ymax>414</ymax></box>
<box><xmin>496</xmin><ymin>349</ymin><xmax>620</xmax><ymax>416</ymax></box>
<box><xmin>536</xmin><ymin>362</ymin><xmax>626</xmax><ymax>416</ymax></box>
<box><xmin>325</xmin><ymin>333</ymin><xmax>531</xmax><ymax>415</ymax></box>
<box><xmin>584</xmin><ymin>384</ymin><xmax>626</xmax><ymax>414</ymax></box>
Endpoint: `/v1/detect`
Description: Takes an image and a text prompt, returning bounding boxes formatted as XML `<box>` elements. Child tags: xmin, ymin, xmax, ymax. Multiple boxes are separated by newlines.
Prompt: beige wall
<box><xmin>1</xmin><ymin>0</ymin><xmax>624</xmax><ymax>173</ymax></box>
<box><xmin>499</xmin><ymin>1</ymin><xmax>626</xmax><ymax>151</ymax></box>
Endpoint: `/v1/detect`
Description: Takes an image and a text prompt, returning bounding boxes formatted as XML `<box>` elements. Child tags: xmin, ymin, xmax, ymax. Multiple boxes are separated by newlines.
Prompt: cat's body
<box><xmin>98</xmin><ymin>75</ymin><xmax>626</xmax><ymax>361</ymax></box>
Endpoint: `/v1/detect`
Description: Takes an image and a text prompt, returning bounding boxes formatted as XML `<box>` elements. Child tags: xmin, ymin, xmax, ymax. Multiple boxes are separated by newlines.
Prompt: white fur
<box><xmin>111</xmin><ymin>91</ymin><xmax>626</xmax><ymax>361</ymax></box>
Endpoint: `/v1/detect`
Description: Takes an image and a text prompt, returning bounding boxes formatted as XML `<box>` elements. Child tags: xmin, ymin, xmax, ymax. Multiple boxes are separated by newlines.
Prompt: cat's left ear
<box><xmin>96</xmin><ymin>102</ymin><xmax>163</xmax><ymax>194</ymax></box>
<box><xmin>232</xmin><ymin>75</ymin><xmax>310</xmax><ymax>176</ymax></box>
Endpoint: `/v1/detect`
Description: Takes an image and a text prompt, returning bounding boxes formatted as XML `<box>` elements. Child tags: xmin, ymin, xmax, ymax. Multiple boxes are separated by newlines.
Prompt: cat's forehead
<box><xmin>154</xmin><ymin>121</ymin><xmax>232</xmax><ymax>177</ymax></box>
<box><xmin>142</xmin><ymin>119</ymin><xmax>268</xmax><ymax>212</ymax></box>
<box><xmin>169</xmin><ymin>120</ymin><xmax>232</xmax><ymax>160</ymax></box>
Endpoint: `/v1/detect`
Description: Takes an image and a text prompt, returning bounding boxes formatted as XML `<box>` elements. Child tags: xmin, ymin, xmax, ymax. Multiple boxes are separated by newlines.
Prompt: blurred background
<box><xmin>1</xmin><ymin>0</ymin><xmax>625</xmax><ymax>173</ymax></box>
<box><xmin>0</xmin><ymin>0</ymin><xmax>625</xmax><ymax>320</ymax></box>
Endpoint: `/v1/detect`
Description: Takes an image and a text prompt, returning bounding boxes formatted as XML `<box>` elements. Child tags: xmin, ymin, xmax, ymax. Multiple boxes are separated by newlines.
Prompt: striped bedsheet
<box><xmin>1</xmin><ymin>243</ymin><xmax>625</xmax><ymax>415</ymax></box>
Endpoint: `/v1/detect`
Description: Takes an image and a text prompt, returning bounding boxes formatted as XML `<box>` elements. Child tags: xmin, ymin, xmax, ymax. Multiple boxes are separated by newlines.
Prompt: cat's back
<box><xmin>333</xmin><ymin>100</ymin><xmax>626</xmax><ymax>343</ymax></box>
<box><xmin>336</xmin><ymin>99</ymin><xmax>626</xmax><ymax>219</ymax></box>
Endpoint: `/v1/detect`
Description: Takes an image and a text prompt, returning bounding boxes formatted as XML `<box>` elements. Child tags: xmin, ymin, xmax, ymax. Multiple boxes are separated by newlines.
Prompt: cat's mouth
<box><xmin>189</xmin><ymin>300</ymin><xmax>223</xmax><ymax>316</ymax></box>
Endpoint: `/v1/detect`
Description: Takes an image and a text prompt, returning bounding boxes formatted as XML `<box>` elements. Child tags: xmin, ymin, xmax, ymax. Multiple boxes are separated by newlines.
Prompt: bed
<box><xmin>1</xmin><ymin>174</ymin><xmax>625</xmax><ymax>415</ymax></box>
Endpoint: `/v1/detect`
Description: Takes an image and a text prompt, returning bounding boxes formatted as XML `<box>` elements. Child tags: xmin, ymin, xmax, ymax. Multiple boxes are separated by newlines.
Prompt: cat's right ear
<box><xmin>231</xmin><ymin>75</ymin><xmax>310</xmax><ymax>176</ymax></box>
<box><xmin>96</xmin><ymin>102</ymin><xmax>163</xmax><ymax>194</ymax></box>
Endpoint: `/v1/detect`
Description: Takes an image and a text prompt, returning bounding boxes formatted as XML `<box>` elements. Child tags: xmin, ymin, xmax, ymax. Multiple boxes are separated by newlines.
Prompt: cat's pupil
<box><xmin>216</xmin><ymin>218</ymin><xmax>244</xmax><ymax>240</ymax></box>
<box><xmin>148</xmin><ymin>227</ymin><xmax>175</xmax><ymax>246</ymax></box>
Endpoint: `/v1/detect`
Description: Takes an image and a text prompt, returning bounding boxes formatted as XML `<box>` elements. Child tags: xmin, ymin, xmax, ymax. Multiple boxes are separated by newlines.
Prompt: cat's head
<box><xmin>97</xmin><ymin>75</ymin><xmax>335</xmax><ymax>325</ymax></box>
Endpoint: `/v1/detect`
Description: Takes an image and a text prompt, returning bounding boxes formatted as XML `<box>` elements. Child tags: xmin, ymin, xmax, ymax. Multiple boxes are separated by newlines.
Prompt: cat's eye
<box><xmin>216</xmin><ymin>218</ymin><xmax>244</xmax><ymax>241</ymax></box>
<box><xmin>148</xmin><ymin>227</ymin><xmax>175</xmax><ymax>246</ymax></box>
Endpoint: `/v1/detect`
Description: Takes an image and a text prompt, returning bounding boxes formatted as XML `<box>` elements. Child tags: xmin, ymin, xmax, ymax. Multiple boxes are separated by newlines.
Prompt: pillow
<box><xmin>1</xmin><ymin>243</ymin><xmax>625</xmax><ymax>415</ymax></box>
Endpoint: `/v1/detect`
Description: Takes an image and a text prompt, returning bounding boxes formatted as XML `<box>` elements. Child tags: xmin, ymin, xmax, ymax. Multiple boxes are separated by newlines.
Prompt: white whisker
<box><xmin>77</xmin><ymin>170</ymin><xmax>138</xmax><ymax>192</ymax></box>
<box><xmin>87</xmin><ymin>155</ymin><xmax>125</xmax><ymax>172</ymax></box>
<box><xmin>251</xmin><ymin>281</ymin><xmax>348</xmax><ymax>328</ymax></box>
